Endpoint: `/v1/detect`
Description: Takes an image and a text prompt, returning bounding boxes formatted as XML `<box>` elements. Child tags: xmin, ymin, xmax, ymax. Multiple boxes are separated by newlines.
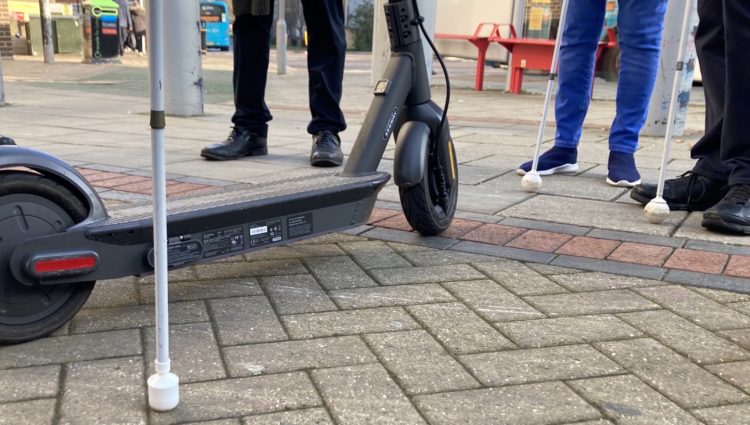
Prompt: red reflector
<box><xmin>33</xmin><ymin>257</ymin><xmax>97</xmax><ymax>274</ymax></box>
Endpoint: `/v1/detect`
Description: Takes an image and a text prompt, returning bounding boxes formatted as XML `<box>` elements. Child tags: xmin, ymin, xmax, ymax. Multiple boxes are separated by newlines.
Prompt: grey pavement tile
<box><xmin>139</xmin><ymin>278</ymin><xmax>264</xmax><ymax>303</ymax></box>
<box><xmin>370</xmin><ymin>264</ymin><xmax>485</xmax><ymax>285</ymax></box>
<box><xmin>705</xmin><ymin>361</ymin><xmax>750</xmax><ymax>393</ymax></box>
<box><xmin>496</xmin><ymin>315</ymin><xmax>643</xmax><ymax>348</ymax></box>
<box><xmin>501</xmin><ymin>195</ymin><xmax>686</xmax><ymax>237</ymax></box>
<box><xmin>686</xmin><ymin>287</ymin><xmax>750</xmax><ymax>304</ymax></box>
<box><xmin>399</xmin><ymin>250</ymin><xmax>504</xmax><ymax>267</ymax></box>
<box><xmin>473</xmin><ymin>261</ymin><xmax>568</xmax><ymax>296</ymax></box>
<box><xmin>526</xmin><ymin>263</ymin><xmax>583</xmax><ymax>275</ymax></box>
<box><xmin>522</xmin><ymin>174</ymin><xmax>627</xmax><ymax>202</ymax></box>
<box><xmin>456</xmin><ymin>176</ymin><xmax>535</xmax><ymax>215</ymax></box>
<box><xmin>243</xmin><ymin>408</ymin><xmax>334</xmax><ymax>425</ymax></box>
<box><xmin>560</xmin><ymin>421</ymin><xmax>614</xmax><ymax>425</ymax></box>
<box><xmin>364</xmin><ymin>330</ymin><xmax>481</xmax><ymax>394</ymax></box>
<box><xmin>595</xmin><ymin>338</ymin><xmax>750</xmax><ymax>408</ymax></box>
<box><xmin>525</xmin><ymin>290</ymin><xmax>659</xmax><ymax>317</ymax></box>
<box><xmin>733</xmin><ymin>301</ymin><xmax>750</xmax><ymax>315</ymax></box>
<box><xmin>60</xmin><ymin>357</ymin><xmax>146</xmax><ymax>425</ymax></box>
<box><xmin>634</xmin><ymin>285</ymin><xmax>750</xmax><ymax>331</ymax></box>
<box><xmin>460</xmin><ymin>344</ymin><xmax>622</xmax><ymax>386</ymax></box>
<box><xmin>260</xmin><ymin>274</ymin><xmax>337</xmax><ymax>315</ymax></box>
<box><xmin>501</xmin><ymin>217</ymin><xmax>591</xmax><ymax>236</ymax></box>
<box><xmin>185</xmin><ymin>420</ymin><xmax>240</xmax><ymax>425</ymax></box>
<box><xmin>83</xmin><ymin>278</ymin><xmax>140</xmax><ymax>309</ymax></box>
<box><xmin>194</xmin><ymin>259</ymin><xmax>308</xmax><ymax>280</ymax></box>
<box><xmin>293</xmin><ymin>233</ymin><xmax>365</xmax><ymax>245</ymax></box>
<box><xmin>664</xmin><ymin>270</ymin><xmax>750</xmax><ymax>295</ymax></box>
<box><xmin>338</xmin><ymin>241</ymin><xmax>412</xmax><ymax>269</ymax></box>
<box><xmin>692</xmin><ymin>404</ymin><xmax>750</xmax><ymax>425</ymax></box>
<box><xmin>586</xmin><ymin>229</ymin><xmax>686</xmax><ymax>248</ymax></box>
<box><xmin>455</xmin><ymin>164</ymin><xmax>505</xmax><ymax>185</ymax></box>
<box><xmin>675</xmin><ymin>213</ymin><xmax>750</xmax><ymax>247</ymax></box>
<box><xmin>282</xmin><ymin>307</ymin><xmax>420</xmax><ymax>339</ymax></box>
<box><xmin>244</xmin><ymin>244</ymin><xmax>345</xmax><ymax>261</ymax></box>
<box><xmin>360</xmin><ymin>227</ymin><xmax>458</xmax><ymax>250</ymax></box>
<box><xmin>224</xmin><ymin>336</ymin><xmax>376</xmax><ymax>377</ymax></box>
<box><xmin>0</xmin><ymin>399</ymin><xmax>56</xmax><ymax>425</ymax></box>
<box><xmin>568</xmin><ymin>375</ymin><xmax>702</xmax><ymax>425</ymax></box>
<box><xmin>414</xmin><ymin>382</ymin><xmax>601</xmax><ymax>425</ymax></box>
<box><xmin>548</xmin><ymin>272</ymin><xmax>664</xmax><ymax>292</ymax></box>
<box><xmin>0</xmin><ymin>329</ymin><xmax>141</xmax><ymax>369</ymax></box>
<box><xmin>135</xmin><ymin>267</ymin><xmax>199</xmax><ymax>284</ymax></box>
<box><xmin>385</xmin><ymin>241</ymin><xmax>436</xmax><ymax>253</ymax></box>
<box><xmin>330</xmin><ymin>284</ymin><xmax>454</xmax><ymax>310</ymax></box>
<box><xmin>442</xmin><ymin>280</ymin><xmax>545</xmax><ymax>322</ymax></box>
<box><xmin>310</xmin><ymin>364</ymin><xmax>426</xmax><ymax>425</ymax></box>
<box><xmin>720</xmin><ymin>329</ymin><xmax>750</xmax><ymax>351</ymax></box>
<box><xmin>150</xmin><ymin>373</ymin><xmax>321</xmax><ymax>425</ymax></box>
<box><xmin>70</xmin><ymin>301</ymin><xmax>208</xmax><ymax>334</ymax></box>
<box><xmin>685</xmin><ymin>239</ymin><xmax>750</xmax><ymax>256</ymax></box>
<box><xmin>406</xmin><ymin>302</ymin><xmax>516</xmax><ymax>354</ymax></box>
<box><xmin>145</xmin><ymin>323</ymin><xmax>225</xmax><ymax>384</ymax></box>
<box><xmin>551</xmin><ymin>256</ymin><xmax>668</xmax><ymax>281</ymax></box>
<box><xmin>451</xmin><ymin>240</ymin><xmax>557</xmax><ymax>264</ymax></box>
<box><xmin>305</xmin><ymin>256</ymin><xmax>378</xmax><ymax>290</ymax></box>
<box><xmin>209</xmin><ymin>296</ymin><xmax>288</xmax><ymax>346</ymax></box>
<box><xmin>0</xmin><ymin>365</ymin><xmax>60</xmax><ymax>403</ymax></box>
<box><xmin>617</xmin><ymin>310</ymin><xmax>750</xmax><ymax>364</ymax></box>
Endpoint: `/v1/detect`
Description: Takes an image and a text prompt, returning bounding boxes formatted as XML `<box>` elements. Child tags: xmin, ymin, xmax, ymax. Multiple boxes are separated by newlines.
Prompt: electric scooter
<box><xmin>0</xmin><ymin>0</ymin><xmax>458</xmax><ymax>345</ymax></box>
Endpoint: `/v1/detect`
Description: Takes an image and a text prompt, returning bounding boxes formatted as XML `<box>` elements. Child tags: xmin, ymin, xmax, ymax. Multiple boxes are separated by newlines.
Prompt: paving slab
<box><xmin>704</xmin><ymin>361</ymin><xmax>750</xmax><ymax>393</ymax></box>
<box><xmin>0</xmin><ymin>365</ymin><xmax>60</xmax><ymax>403</ymax></box>
<box><xmin>370</xmin><ymin>264</ymin><xmax>485</xmax><ymax>286</ymax></box>
<box><xmin>209</xmin><ymin>296</ymin><xmax>288</xmax><ymax>346</ymax></box>
<box><xmin>329</xmin><ymin>284</ymin><xmax>455</xmax><ymax>309</ymax></box>
<box><xmin>144</xmin><ymin>323</ymin><xmax>226</xmax><ymax>384</ymax></box>
<box><xmin>548</xmin><ymin>272</ymin><xmax>664</xmax><ymax>292</ymax></box>
<box><xmin>260</xmin><ymin>274</ymin><xmax>338</xmax><ymax>315</ymax></box>
<box><xmin>496</xmin><ymin>315</ymin><xmax>643</xmax><ymax>348</ymax></box>
<box><xmin>338</xmin><ymin>241</ymin><xmax>412</xmax><ymax>269</ymax></box>
<box><xmin>0</xmin><ymin>399</ymin><xmax>56</xmax><ymax>425</ymax></box>
<box><xmin>692</xmin><ymin>404</ymin><xmax>750</xmax><ymax>425</ymax></box>
<box><xmin>442</xmin><ymin>280</ymin><xmax>545</xmax><ymax>322</ymax></box>
<box><xmin>525</xmin><ymin>290</ymin><xmax>659</xmax><ymax>317</ymax></box>
<box><xmin>305</xmin><ymin>256</ymin><xmax>378</xmax><ymax>289</ymax></box>
<box><xmin>282</xmin><ymin>307</ymin><xmax>420</xmax><ymax>339</ymax></box>
<box><xmin>473</xmin><ymin>261</ymin><xmax>567</xmax><ymax>296</ymax></box>
<box><xmin>243</xmin><ymin>408</ymin><xmax>334</xmax><ymax>425</ymax></box>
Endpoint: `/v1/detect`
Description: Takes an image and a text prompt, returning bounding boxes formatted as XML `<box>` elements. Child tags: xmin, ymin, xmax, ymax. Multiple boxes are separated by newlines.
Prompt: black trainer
<box><xmin>702</xmin><ymin>184</ymin><xmax>750</xmax><ymax>235</ymax></box>
<box><xmin>200</xmin><ymin>127</ymin><xmax>268</xmax><ymax>161</ymax></box>
<box><xmin>310</xmin><ymin>130</ymin><xmax>344</xmax><ymax>167</ymax></box>
<box><xmin>630</xmin><ymin>172</ymin><xmax>728</xmax><ymax>211</ymax></box>
<box><xmin>0</xmin><ymin>136</ymin><xmax>16</xmax><ymax>146</ymax></box>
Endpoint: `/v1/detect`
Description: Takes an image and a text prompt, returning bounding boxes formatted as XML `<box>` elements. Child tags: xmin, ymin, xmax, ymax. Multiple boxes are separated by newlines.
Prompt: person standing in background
<box><xmin>113</xmin><ymin>0</ymin><xmax>133</xmax><ymax>55</ymax></box>
<box><xmin>129</xmin><ymin>0</ymin><xmax>147</xmax><ymax>55</ymax></box>
<box><xmin>200</xmin><ymin>0</ymin><xmax>347</xmax><ymax>167</ymax></box>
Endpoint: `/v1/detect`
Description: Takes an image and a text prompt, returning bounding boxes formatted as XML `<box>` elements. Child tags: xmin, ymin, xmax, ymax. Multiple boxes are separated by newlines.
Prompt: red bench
<box><xmin>436</xmin><ymin>24</ymin><xmax>617</xmax><ymax>94</ymax></box>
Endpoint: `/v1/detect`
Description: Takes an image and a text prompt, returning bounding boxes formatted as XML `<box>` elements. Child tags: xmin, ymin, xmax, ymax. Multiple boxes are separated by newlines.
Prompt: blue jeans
<box><xmin>554</xmin><ymin>0</ymin><xmax>668</xmax><ymax>154</ymax></box>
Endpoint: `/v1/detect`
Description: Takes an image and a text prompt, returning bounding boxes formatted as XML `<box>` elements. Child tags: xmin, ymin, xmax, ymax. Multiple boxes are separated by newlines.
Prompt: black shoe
<box><xmin>630</xmin><ymin>172</ymin><xmax>728</xmax><ymax>211</ymax></box>
<box><xmin>310</xmin><ymin>131</ymin><xmax>343</xmax><ymax>167</ymax></box>
<box><xmin>200</xmin><ymin>127</ymin><xmax>267</xmax><ymax>161</ymax></box>
<box><xmin>702</xmin><ymin>185</ymin><xmax>750</xmax><ymax>235</ymax></box>
<box><xmin>0</xmin><ymin>136</ymin><xmax>16</xmax><ymax>146</ymax></box>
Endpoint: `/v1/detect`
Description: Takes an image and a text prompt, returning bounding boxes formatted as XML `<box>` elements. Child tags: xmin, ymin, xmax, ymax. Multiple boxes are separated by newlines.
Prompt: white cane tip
<box><xmin>644</xmin><ymin>198</ymin><xmax>670</xmax><ymax>224</ymax></box>
<box><xmin>521</xmin><ymin>172</ymin><xmax>543</xmax><ymax>192</ymax></box>
<box><xmin>148</xmin><ymin>372</ymin><xmax>180</xmax><ymax>411</ymax></box>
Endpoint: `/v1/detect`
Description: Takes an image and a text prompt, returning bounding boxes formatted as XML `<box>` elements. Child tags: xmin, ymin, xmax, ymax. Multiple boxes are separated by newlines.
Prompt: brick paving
<box><xmin>1</xmin><ymin>52</ymin><xmax>750</xmax><ymax>424</ymax></box>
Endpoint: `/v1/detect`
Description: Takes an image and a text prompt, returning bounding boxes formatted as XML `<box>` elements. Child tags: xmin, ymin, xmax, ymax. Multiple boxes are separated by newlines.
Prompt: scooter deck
<box><xmin>12</xmin><ymin>171</ymin><xmax>390</xmax><ymax>283</ymax></box>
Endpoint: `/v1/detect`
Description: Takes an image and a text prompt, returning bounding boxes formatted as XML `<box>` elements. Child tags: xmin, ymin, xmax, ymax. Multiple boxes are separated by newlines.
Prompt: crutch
<box><xmin>645</xmin><ymin>0</ymin><xmax>695</xmax><ymax>224</ymax></box>
<box><xmin>521</xmin><ymin>0</ymin><xmax>571</xmax><ymax>192</ymax></box>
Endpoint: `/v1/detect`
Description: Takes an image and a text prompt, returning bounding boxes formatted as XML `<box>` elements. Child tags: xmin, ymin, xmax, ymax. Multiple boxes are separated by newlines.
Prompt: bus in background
<box><xmin>200</xmin><ymin>0</ymin><xmax>230</xmax><ymax>51</ymax></box>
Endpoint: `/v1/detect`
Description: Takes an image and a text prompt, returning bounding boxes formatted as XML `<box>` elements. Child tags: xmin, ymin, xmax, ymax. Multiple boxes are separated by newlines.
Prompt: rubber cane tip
<box><xmin>521</xmin><ymin>172</ymin><xmax>543</xmax><ymax>192</ymax></box>
<box><xmin>148</xmin><ymin>372</ymin><xmax>180</xmax><ymax>411</ymax></box>
<box><xmin>644</xmin><ymin>198</ymin><xmax>670</xmax><ymax>224</ymax></box>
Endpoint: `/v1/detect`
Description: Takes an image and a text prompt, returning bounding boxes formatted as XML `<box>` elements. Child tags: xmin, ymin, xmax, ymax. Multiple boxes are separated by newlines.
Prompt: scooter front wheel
<box><xmin>0</xmin><ymin>172</ymin><xmax>95</xmax><ymax>344</ymax></box>
<box><xmin>399</xmin><ymin>137</ymin><xmax>458</xmax><ymax>236</ymax></box>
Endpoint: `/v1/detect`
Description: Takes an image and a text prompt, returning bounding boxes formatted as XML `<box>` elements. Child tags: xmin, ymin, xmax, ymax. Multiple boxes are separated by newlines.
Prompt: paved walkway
<box><xmin>1</xmin><ymin>52</ymin><xmax>749</xmax><ymax>425</ymax></box>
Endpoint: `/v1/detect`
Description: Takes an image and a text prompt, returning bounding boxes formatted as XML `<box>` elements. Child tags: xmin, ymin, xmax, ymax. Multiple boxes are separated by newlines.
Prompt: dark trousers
<box><xmin>135</xmin><ymin>31</ymin><xmax>146</xmax><ymax>53</ymax></box>
<box><xmin>231</xmin><ymin>0</ymin><xmax>347</xmax><ymax>138</ymax></box>
<box><xmin>691</xmin><ymin>0</ymin><xmax>750</xmax><ymax>185</ymax></box>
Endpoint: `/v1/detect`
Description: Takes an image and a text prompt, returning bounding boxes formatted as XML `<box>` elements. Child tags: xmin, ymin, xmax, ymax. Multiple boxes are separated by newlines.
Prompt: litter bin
<box><xmin>82</xmin><ymin>0</ymin><xmax>120</xmax><ymax>63</ymax></box>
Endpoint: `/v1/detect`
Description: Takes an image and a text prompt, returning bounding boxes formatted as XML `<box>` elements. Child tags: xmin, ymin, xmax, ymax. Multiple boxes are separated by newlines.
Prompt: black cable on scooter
<box><xmin>410</xmin><ymin>0</ymin><xmax>451</xmax><ymax>136</ymax></box>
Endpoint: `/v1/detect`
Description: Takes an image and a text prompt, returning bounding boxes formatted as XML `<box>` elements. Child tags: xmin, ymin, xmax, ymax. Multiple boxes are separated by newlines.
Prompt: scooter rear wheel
<box><xmin>0</xmin><ymin>172</ymin><xmax>95</xmax><ymax>344</ymax></box>
<box><xmin>399</xmin><ymin>137</ymin><xmax>458</xmax><ymax>236</ymax></box>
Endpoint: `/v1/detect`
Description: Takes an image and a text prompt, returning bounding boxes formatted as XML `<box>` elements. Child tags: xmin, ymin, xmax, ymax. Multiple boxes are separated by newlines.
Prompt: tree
<box><xmin>349</xmin><ymin>1</ymin><xmax>373</xmax><ymax>51</ymax></box>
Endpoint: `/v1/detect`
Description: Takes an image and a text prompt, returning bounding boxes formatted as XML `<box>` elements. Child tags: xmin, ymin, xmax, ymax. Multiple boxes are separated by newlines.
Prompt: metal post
<box><xmin>277</xmin><ymin>0</ymin><xmax>287</xmax><ymax>75</ymax></box>
<box><xmin>506</xmin><ymin>0</ymin><xmax>526</xmax><ymax>92</ymax></box>
<box><xmin>164</xmin><ymin>0</ymin><xmax>204</xmax><ymax>116</ymax></box>
<box><xmin>146</xmin><ymin>0</ymin><xmax>179</xmax><ymax>411</ymax></box>
<box><xmin>38</xmin><ymin>0</ymin><xmax>55</xmax><ymax>64</ymax></box>
<box><xmin>642</xmin><ymin>0</ymin><xmax>698</xmax><ymax>137</ymax></box>
<box><xmin>0</xmin><ymin>53</ymin><xmax>6</xmax><ymax>106</ymax></box>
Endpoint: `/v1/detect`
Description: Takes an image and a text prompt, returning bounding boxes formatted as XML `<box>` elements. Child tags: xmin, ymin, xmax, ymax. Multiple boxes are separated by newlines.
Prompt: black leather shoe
<box><xmin>702</xmin><ymin>185</ymin><xmax>750</xmax><ymax>235</ymax></box>
<box><xmin>310</xmin><ymin>131</ymin><xmax>343</xmax><ymax>167</ymax></box>
<box><xmin>630</xmin><ymin>172</ymin><xmax>728</xmax><ymax>211</ymax></box>
<box><xmin>0</xmin><ymin>136</ymin><xmax>16</xmax><ymax>145</ymax></box>
<box><xmin>200</xmin><ymin>127</ymin><xmax>267</xmax><ymax>161</ymax></box>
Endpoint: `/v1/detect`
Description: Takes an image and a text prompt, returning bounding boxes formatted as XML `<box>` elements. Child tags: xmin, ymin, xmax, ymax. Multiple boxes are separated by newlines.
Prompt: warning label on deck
<box><xmin>249</xmin><ymin>219</ymin><xmax>283</xmax><ymax>247</ymax></box>
<box><xmin>203</xmin><ymin>226</ymin><xmax>245</xmax><ymax>258</ymax></box>
<box><xmin>287</xmin><ymin>213</ymin><xmax>313</xmax><ymax>239</ymax></box>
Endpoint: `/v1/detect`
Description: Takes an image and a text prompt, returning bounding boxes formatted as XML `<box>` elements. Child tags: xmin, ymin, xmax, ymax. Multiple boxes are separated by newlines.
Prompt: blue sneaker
<box><xmin>517</xmin><ymin>146</ymin><xmax>579</xmax><ymax>176</ymax></box>
<box><xmin>607</xmin><ymin>151</ymin><xmax>641</xmax><ymax>187</ymax></box>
